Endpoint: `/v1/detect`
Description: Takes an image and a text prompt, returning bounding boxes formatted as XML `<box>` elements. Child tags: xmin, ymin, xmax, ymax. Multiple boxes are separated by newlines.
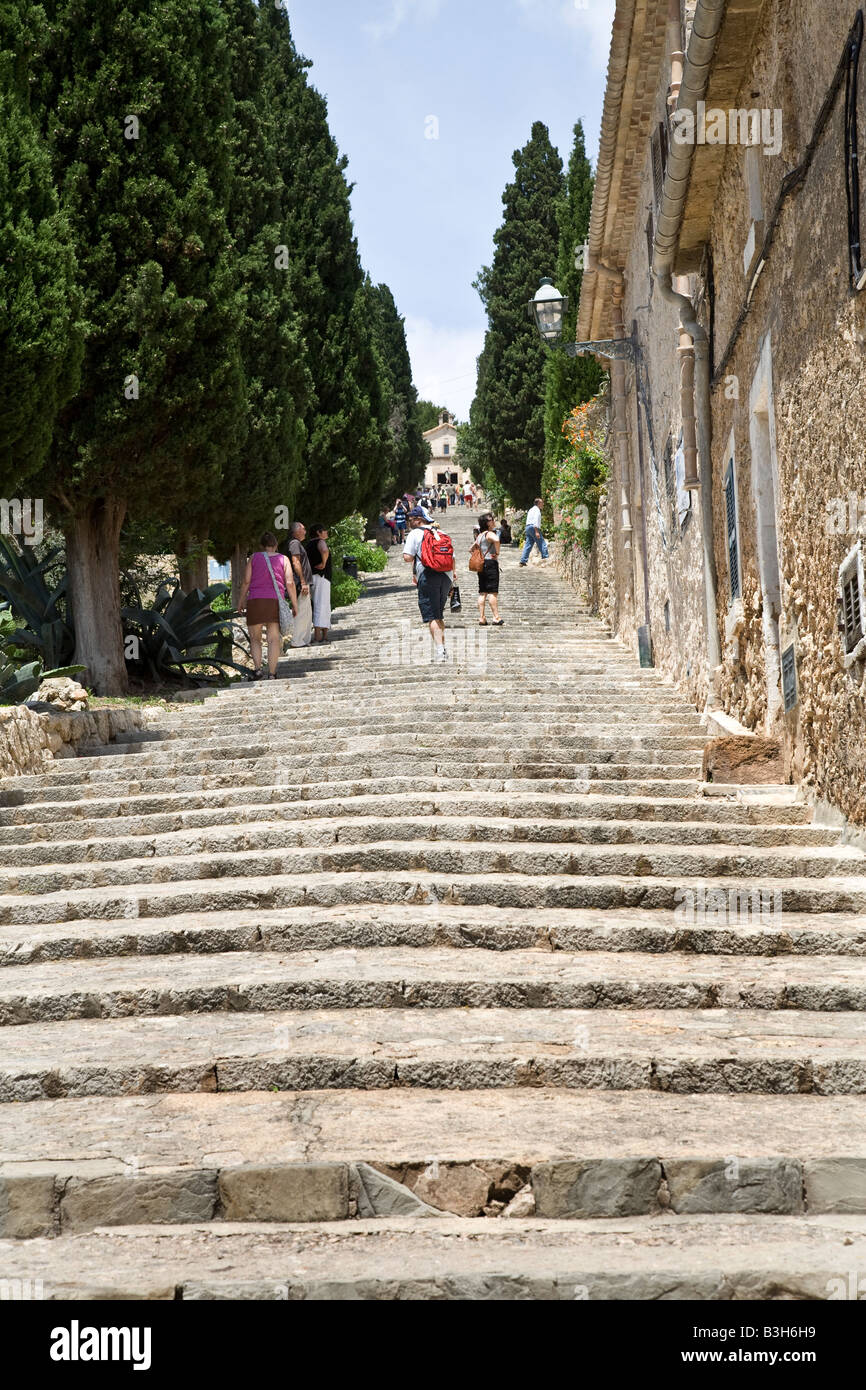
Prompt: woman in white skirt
<box><xmin>305</xmin><ymin>524</ymin><xmax>332</xmax><ymax>643</ymax></box>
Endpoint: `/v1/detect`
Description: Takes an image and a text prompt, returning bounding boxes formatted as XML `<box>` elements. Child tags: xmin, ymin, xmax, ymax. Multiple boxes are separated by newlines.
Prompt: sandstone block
<box><xmin>532</xmin><ymin>1159</ymin><xmax>661</xmax><ymax>1218</ymax></box>
<box><xmin>410</xmin><ymin>1162</ymin><xmax>492</xmax><ymax>1216</ymax></box>
<box><xmin>0</xmin><ymin>1174</ymin><xmax>57</xmax><ymax>1238</ymax></box>
<box><xmin>219</xmin><ymin>1163</ymin><xmax>348</xmax><ymax>1222</ymax></box>
<box><xmin>665</xmin><ymin>1159</ymin><xmax>802</xmax><ymax>1214</ymax></box>
<box><xmin>804</xmin><ymin>1158</ymin><xmax>866</xmax><ymax>1214</ymax></box>
<box><xmin>353</xmin><ymin>1163</ymin><xmax>441</xmax><ymax>1218</ymax></box>
<box><xmin>702</xmin><ymin>736</ymin><xmax>785</xmax><ymax>784</ymax></box>
<box><xmin>61</xmin><ymin>1171</ymin><xmax>218</xmax><ymax>1232</ymax></box>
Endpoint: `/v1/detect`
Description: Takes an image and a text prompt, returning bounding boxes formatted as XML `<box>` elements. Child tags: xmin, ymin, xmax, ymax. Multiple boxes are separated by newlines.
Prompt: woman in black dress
<box><xmin>475</xmin><ymin>512</ymin><xmax>504</xmax><ymax>626</ymax></box>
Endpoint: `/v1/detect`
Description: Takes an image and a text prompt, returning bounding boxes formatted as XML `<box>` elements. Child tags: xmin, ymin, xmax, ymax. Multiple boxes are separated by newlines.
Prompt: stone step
<box><xmin>2</xmin><ymin>1004</ymin><xmax>866</xmax><ymax>1101</ymax></box>
<box><xmin>26</xmin><ymin>748</ymin><xmax>707</xmax><ymax>783</ymax></box>
<box><xmin>64</xmin><ymin>738</ymin><xmax>709</xmax><ymax>772</ymax></box>
<box><xmin>3</xmin><ymin>1214</ymin><xmax>865</xmax><ymax>1298</ymax></box>
<box><xmin>2</xmin><ymin>946</ymin><xmax>866</xmax><ymax>1025</ymax></box>
<box><xmin>0</xmin><ymin>817</ymin><xmax>841</xmax><ymax>867</ymax></box>
<box><xmin>4</xmin><ymin>870</ymin><xmax>866</xmax><ymax>928</ymax></box>
<box><xmin>3</xmin><ymin>1089</ymin><xmax>866</xmax><ymax>1233</ymax></box>
<box><xmin>0</xmin><ymin>774</ymin><xmax>710</xmax><ymax>808</ymax></box>
<box><xmin>5</xmin><ymin>903</ymin><xmax>866</xmax><ymax>969</ymax></box>
<box><xmin>3</xmin><ymin>840</ymin><xmax>862</xmax><ymax>899</ymax></box>
<box><xmin>0</xmin><ymin>789</ymin><xmax>815</xmax><ymax>834</ymax></box>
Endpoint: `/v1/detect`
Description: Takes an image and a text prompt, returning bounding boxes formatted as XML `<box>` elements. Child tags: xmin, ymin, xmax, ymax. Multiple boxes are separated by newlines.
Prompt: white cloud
<box><xmin>405</xmin><ymin>316</ymin><xmax>484</xmax><ymax>421</ymax></box>
<box><xmin>364</xmin><ymin>0</ymin><xmax>445</xmax><ymax>42</ymax></box>
<box><xmin>514</xmin><ymin>0</ymin><xmax>616</xmax><ymax>67</ymax></box>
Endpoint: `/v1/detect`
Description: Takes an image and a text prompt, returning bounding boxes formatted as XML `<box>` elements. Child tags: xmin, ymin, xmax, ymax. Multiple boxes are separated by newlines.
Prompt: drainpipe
<box><xmin>652</xmin><ymin>0</ymin><xmax>727</xmax><ymax>693</ymax></box>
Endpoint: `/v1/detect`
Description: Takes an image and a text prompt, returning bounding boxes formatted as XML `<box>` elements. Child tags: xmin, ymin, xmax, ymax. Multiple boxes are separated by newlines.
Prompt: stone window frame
<box><xmin>838</xmin><ymin>541</ymin><xmax>866</xmax><ymax>668</ymax></box>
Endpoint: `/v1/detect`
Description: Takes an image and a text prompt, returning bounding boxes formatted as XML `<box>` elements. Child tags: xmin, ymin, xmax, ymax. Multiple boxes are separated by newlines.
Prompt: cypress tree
<box><xmin>0</xmin><ymin>3</ymin><xmax>82</xmax><ymax>487</ymax></box>
<box><xmin>365</xmin><ymin>279</ymin><xmax>429</xmax><ymax>504</ymax></box>
<box><xmin>470</xmin><ymin>121</ymin><xmax>564</xmax><ymax>508</ymax></box>
<box><xmin>542</xmin><ymin>121</ymin><xmax>602</xmax><ymax>499</ymax></box>
<box><xmin>260</xmin><ymin>5</ymin><xmax>386</xmax><ymax>527</ymax></box>
<box><xmin>208</xmin><ymin>0</ymin><xmax>310</xmax><ymax>575</ymax></box>
<box><xmin>28</xmin><ymin>0</ymin><xmax>246</xmax><ymax>692</ymax></box>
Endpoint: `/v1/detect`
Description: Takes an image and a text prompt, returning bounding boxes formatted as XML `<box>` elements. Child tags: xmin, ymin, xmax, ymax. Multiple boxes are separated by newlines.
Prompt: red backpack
<box><xmin>420</xmin><ymin>526</ymin><xmax>454</xmax><ymax>572</ymax></box>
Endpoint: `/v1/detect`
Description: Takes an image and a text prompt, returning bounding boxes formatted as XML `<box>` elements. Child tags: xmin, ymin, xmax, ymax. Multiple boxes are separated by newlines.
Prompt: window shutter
<box><xmin>725</xmin><ymin>459</ymin><xmax>740</xmax><ymax>599</ymax></box>
<box><xmin>843</xmin><ymin>572</ymin><xmax>864</xmax><ymax>651</ymax></box>
<box><xmin>650</xmin><ymin>127</ymin><xmax>664</xmax><ymax>211</ymax></box>
<box><xmin>781</xmin><ymin>644</ymin><xmax>798</xmax><ymax>711</ymax></box>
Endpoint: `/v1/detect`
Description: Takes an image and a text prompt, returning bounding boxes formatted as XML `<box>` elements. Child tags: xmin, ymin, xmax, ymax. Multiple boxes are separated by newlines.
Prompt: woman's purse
<box><xmin>262</xmin><ymin>553</ymin><xmax>293</xmax><ymax>635</ymax></box>
<box><xmin>468</xmin><ymin>542</ymin><xmax>484</xmax><ymax>573</ymax></box>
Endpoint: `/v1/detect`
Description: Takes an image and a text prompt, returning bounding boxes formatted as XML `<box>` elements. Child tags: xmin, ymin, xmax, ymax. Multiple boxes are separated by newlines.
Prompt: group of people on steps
<box><xmin>403</xmin><ymin>506</ymin><xmax>505</xmax><ymax>662</ymax></box>
<box><xmin>238</xmin><ymin>522</ymin><xmax>332</xmax><ymax>680</ymax></box>
<box><xmin>239</xmin><ymin>496</ymin><xmax>549</xmax><ymax>678</ymax></box>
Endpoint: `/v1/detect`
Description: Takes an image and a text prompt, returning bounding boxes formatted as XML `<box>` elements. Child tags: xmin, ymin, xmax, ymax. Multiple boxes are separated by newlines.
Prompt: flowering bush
<box><xmin>552</xmin><ymin>394</ymin><xmax>609</xmax><ymax>553</ymax></box>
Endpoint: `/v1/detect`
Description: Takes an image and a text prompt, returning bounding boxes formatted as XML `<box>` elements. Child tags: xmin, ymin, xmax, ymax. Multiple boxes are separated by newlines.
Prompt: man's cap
<box><xmin>409</xmin><ymin>506</ymin><xmax>431</xmax><ymax>520</ymax></box>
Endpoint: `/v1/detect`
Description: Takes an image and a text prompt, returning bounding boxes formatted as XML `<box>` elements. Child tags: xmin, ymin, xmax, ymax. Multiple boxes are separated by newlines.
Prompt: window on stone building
<box><xmin>443</xmin><ymin>443</ymin><xmax>450</xmax><ymax>455</ymax></box>
<box><xmin>650</xmin><ymin>122</ymin><xmax>668</xmax><ymax>211</ymax></box>
<box><xmin>839</xmin><ymin>543</ymin><xmax>866</xmax><ymax>662</ymax></box>
<box><xmin>724</xmin><ymin>457</ymin><xmax>741</xmax><ymax>601</ymax></box>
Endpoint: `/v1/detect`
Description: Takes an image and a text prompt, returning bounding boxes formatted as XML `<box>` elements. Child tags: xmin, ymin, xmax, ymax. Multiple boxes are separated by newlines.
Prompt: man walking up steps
<box><xmin>520</xmin><ymin>497</ymin><xmax>550</xmax><ymax>565</ymax></box>
<box><xmin>402</xmin><ymin>507</ymin><xmax>456</xmax><ymax>663</ymax></box>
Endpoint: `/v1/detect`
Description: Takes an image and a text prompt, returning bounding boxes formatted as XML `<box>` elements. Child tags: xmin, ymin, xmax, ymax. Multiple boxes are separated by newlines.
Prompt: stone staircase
<box><xmin>3</xmin><ymin>508</ymin><xmax>866</xmax><ymax>1299</ymax></box>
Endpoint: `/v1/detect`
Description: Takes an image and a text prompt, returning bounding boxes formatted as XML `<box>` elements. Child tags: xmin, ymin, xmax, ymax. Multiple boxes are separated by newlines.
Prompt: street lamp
<box><xmin>528</xmin><ymin>278</ymin><xmax>568</xmax><ymax>343</ymax></box>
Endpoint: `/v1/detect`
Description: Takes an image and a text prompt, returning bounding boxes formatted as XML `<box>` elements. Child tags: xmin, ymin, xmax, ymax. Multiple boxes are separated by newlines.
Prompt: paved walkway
<box><xmin>2</xmin><ymin>507</ymin><xmax>866</xmax><ymax>1297</ymax></box>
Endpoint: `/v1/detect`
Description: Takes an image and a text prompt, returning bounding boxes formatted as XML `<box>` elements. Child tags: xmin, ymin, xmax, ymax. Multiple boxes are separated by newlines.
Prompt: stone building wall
<box><xmin>704</xmin><ymin>0</ymin><xmax>866</xmax><ymax>822</ymax></box>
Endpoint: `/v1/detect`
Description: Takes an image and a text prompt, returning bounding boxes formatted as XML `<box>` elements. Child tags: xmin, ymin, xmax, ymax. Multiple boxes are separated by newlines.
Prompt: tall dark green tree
<box><xmin>470</xmin><ymin>121</ymin><xmax>564</xmax><ymax>507</ymax></box>
<box><xmin>366</xmin><ymin>279</ymin><xmax>429</xmax><ymax>505</ymax></box>
<box><xmin>542</xmin><ymin>121</ymin><xmax>602</xmax><ymax>499</ymax></box>
<box><xmin>260</xmin><ymin>6</ymin><xmax>386</xmax><ymax>527</ymax></box>
<box><xmin>208</xmin><ymin>0</ymin><xmax>310</xmax><ymax>575</ymax></box>
<box><xmin>27</xmin><ymin>0</ymin><xmax>246</xmax><ymax>692</ymax></box>
<box><xmin>0</xmin><ymin>3</ymin><xmax>82</xmax><ymax>485</ymax></box>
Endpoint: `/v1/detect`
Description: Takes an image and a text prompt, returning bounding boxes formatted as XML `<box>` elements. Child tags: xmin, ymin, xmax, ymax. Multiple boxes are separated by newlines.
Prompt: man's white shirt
<box><xmin>526</xmin><ymin>505</ymin><xmax>542</xmax><ymax>530</ymax></box>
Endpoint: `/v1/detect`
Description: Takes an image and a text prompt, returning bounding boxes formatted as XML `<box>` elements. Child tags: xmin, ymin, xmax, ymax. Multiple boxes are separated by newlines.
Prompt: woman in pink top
<box><xmin>238</xmin><ymin>532</ymin><xmax>298</xmax><ymax>680</ymax></box>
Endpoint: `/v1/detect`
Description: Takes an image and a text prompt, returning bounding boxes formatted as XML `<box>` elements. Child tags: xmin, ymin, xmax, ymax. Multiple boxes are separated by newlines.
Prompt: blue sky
<box><xmin>286</xmin><ymin>0</ymin><xmax>616</xmax><ymax>419</ymax></box>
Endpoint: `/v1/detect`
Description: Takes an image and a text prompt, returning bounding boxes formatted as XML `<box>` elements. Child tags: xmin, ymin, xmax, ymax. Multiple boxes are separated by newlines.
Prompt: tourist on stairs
<box><xmin>519</xmin><ymin>498</ymin><xmax>550</xmax><ymax>565</ymax></box>
<box><xmin>305</xmin><ymin>524</ymin><xmax>332</xmax><ymax>645</ymax></box>
<box><xmin>403</xmin><ymin>507</ymin><xmax>456</xmax><ymax>663</ymax></box>
<box><xmin>474</xmin><ymin>513</ymin><xmax>504</xmax><ymax>626</ymax></box>
<box><xmin>238</xmin><ymin>532</ymin><xmax>298</xmax><ymax>680</ymax></box>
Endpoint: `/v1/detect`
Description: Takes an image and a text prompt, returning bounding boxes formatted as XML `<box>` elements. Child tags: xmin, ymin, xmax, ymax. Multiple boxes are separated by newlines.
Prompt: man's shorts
<box><xmin>417</xmin><ymin>570</ymin><xmax>452</xmax><ymax>623</ymax></box>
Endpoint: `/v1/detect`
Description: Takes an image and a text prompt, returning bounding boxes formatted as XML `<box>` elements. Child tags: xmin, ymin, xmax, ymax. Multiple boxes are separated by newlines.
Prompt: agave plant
<box><xmin>0</xmin><ymin>659</ymin><xmax>86</xmax><ymax>706</ymax></box>
<box><xmin>0</xmin><ymin>537</ymin><xmax>75</xmax><ymax>670</ymax></box>
<box><xmin>122</xmin><ymin>582</ymin><xmax>251</xmax><ymax>685</ymax></box>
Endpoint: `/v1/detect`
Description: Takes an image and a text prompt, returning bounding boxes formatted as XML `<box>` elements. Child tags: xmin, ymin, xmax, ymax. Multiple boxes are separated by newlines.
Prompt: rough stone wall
<box><xmin>595</xmin><ymin>63</ymin><xmax>708</xmax><ymax>707</ymax></box>
<box><xmin>706</xmin><ymin>0</ymin><xmax>866</xmax><ymax>822</ymax></box>
<box><xmin>0</xmin><ymin>705</ymin><xmax>152</xmax><ymax>780</ymax></box>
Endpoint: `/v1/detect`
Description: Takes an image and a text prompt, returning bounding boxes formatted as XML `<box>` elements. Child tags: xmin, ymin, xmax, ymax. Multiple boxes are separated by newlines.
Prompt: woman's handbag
<box><xmin>468</xmin><ymin>542</ymin><xmax>484</xmax><ymax>574</ymax></box>
<box><xmin>450</xmin><ymin>585</ymin><xmax>462</xmax><ymax>613</ymax></box>
<box><xmin>262</xmin><ymin>553</ymin><xmax>293</xmax><ymax>636</ymax></box>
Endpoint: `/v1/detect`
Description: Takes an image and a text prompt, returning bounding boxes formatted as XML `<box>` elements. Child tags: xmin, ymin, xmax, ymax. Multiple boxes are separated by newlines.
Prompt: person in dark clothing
<box><xmin>305</xmin><ymin>524</ymin><xmax>332</xmax><ymax>644</ymax></box>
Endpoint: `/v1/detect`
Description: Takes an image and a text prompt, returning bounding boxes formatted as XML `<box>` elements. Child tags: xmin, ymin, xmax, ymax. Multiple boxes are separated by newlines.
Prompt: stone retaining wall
<box><xmin>0</xmin><ymin>705</ymin><xmax>153</xmax><ymax>781</ymax></box>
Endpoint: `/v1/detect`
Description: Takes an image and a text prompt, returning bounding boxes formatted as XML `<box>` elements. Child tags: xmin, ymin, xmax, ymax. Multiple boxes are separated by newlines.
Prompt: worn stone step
<box><xmin>0</xmin><ymin>789</ymin><xmax>815</xmax><ymax>834</ymax></box>
<box><xmin>2</xmin><ymin>1005</ymin><xmax>866</xmax><ymax>1101</ymax></box>
<box><xmin>4</xmin><ymin>903</ymin><xmax>866</xmax><ymax>968</ymax></box>
<box><xmin>3</xmin><ymin>1213</ymin><xmax>866</xmax><ymax>1298</ymax></box>
<box><xmin>0</xmin><ymin>817</ymin><xmax>841</xmax><ymax>868</ymax></box>
<box><xmin>26</xmin><ymin>749</ymin><xmax>706</xmax><ymax>785</ymax></box>
<box><xmin>5</xmin><ymin>1089</ymin><xmax>866</xmax><ymax>1232</ymax></box>
<box><xmin>1</xmin><ymin>771</ymin><xmax>707</xmax><ymax>808</ymax></box>
<box><xmin>3</xmin><ymin>947</ymin><xmax>866</xmax><ymax>1025</ymax></box>
<box><xmin>4</xmin><ymin>871</ymin><xmax>866</xmax><ymax>928</ymax></box>
<box><xmin>3</xmin><ymin>840</ymin><xmax>862</xmax><ymax>899</ymax></box>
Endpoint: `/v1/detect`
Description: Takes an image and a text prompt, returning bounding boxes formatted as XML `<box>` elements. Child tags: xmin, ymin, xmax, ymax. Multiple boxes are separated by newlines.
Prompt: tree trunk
<box><xmin>177</xmin><ymin>536</ymin><xmax>210</xmax><ymax>593</ymax></box>
<box><xmin>230</xmin><ymin>542</ymin><xmax>246</xmax><ymax>612</ymax></box>
<box><xmin>65</xmin><ymin>498</ymin><xmax>129</xmax><ymax>696</ymax></box>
